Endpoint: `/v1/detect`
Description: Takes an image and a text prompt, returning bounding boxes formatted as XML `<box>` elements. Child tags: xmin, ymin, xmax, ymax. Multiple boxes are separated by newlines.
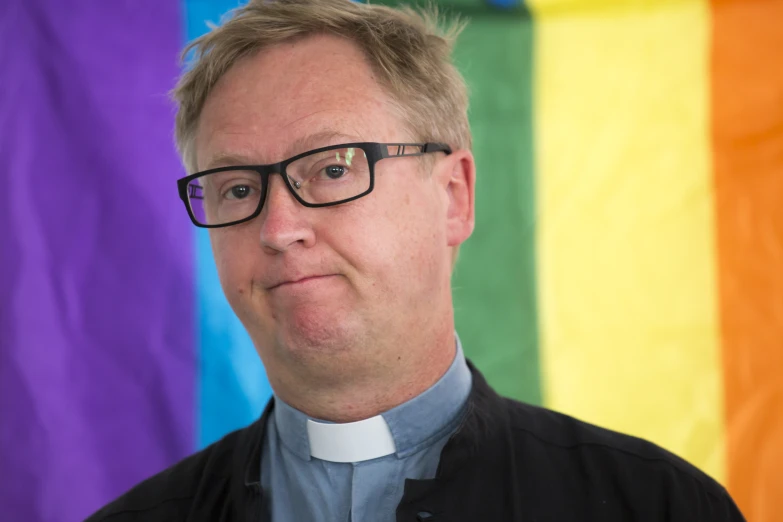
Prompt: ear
<box><xmin>436</xmin><ymin>149</ymin><xmax>475</xmax><ymax>248</ymax></box>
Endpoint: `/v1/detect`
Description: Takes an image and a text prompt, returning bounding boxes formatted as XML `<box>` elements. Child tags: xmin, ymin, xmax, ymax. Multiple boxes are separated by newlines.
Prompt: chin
<box><xmin>275</xmin><ymin>307</ymin><xmax>362</xmax><ymax>362</ymax></box>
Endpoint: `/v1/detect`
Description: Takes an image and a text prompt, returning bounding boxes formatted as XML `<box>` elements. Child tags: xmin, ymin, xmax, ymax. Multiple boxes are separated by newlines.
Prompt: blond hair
<box><xmin>172</xmin><ymin>0</ymin><xmax>470</xmax><ymax>173</ymax></box>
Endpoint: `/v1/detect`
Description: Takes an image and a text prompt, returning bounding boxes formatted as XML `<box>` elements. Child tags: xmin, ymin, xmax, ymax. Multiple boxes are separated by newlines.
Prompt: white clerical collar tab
<box><xmin>307</xmin><ymin>415</ymin><xmax>396</xmax><ymax>463</ymax></box>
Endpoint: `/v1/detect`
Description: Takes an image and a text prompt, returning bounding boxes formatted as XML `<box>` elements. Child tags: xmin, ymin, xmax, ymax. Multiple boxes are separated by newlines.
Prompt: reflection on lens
<box><xmin>288</xmin><ymin>147</ymin><xmax>370</xmax><ymax>204</ymax></box>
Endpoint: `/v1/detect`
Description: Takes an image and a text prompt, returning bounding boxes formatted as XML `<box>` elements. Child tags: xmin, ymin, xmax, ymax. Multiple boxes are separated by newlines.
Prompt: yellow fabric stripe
<box><xmin>528</xmin><ymin>0</ymin><xmax>724</xmax><ymax>481</ymax></box>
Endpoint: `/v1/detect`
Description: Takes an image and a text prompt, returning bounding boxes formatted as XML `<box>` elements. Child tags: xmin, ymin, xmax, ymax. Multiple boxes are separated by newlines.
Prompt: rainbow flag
<box><xmin>1</xmin><ymin>0</ymin><xmax>780</xmax><ymax>520</ymax></box>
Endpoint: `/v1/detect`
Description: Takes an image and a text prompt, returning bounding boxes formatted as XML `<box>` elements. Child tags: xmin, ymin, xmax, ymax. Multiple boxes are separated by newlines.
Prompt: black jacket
<box><xmin>87</xmin><ymin>361</ymin><xmax>745</xmax><ymax>521</ymax></box>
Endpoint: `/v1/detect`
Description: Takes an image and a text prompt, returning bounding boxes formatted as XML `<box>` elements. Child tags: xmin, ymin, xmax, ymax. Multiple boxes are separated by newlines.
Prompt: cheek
<box><xmin>401</xmin><ymin>191</ymin><xmax>449</xmax><ymax>281</ymax></box>
<box><xmin>357</xmin><ymin>189</ymin><xmax>443</xmax><ymax>282</ymax></box>
<box><xmin>210</xmin><ymin>229</ymin><xmax>258</xmax><ymax>294</ymax></box>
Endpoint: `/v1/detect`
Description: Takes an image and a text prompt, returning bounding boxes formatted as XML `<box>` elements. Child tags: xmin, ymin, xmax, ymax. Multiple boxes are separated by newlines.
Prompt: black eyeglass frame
<box><xmin>177</xmin><ymin>141</ymin><xmax>452</xmax><ymax>229</ymax></box>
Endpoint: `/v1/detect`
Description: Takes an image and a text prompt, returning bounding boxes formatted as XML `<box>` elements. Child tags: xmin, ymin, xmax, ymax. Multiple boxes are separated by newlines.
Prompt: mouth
<box><xmin>270</xmin><ymin>274</ymin><xmax>335</xmax><ymax>290</ymax></box>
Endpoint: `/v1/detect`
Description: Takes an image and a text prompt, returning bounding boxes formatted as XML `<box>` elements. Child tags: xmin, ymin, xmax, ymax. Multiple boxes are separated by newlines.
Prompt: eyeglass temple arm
<box><xmin>380</xmin><ymin>142</ymin><xmax>452</xmax><ymax>158</ymax></box>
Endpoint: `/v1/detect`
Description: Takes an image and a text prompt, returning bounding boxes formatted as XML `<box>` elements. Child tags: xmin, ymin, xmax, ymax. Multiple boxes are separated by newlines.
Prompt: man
<box><xmin>88</xmin><ymin>0</ymin><xmax>744</xmax><ymax>520</ymax></box>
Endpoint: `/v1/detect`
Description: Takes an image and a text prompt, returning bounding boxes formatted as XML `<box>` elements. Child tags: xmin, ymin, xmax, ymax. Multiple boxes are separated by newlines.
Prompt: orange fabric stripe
<box><xmin>711</xmin><ymin>1</ymin><xmax>783</xmax><ymax>520</ymax></box>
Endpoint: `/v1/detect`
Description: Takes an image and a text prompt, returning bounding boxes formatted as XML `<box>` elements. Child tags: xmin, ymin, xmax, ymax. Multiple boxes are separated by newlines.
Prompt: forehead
<box><xmin>194</xmin><ymin>34</ymin><xmax>407</xmax><ymax>170</ymax></box>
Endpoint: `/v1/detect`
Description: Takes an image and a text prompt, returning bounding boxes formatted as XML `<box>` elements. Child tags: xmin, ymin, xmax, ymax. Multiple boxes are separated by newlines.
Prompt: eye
<box><xmin>225</xmin><ymin>185</ymin><xmax>253</xmax><ymax>200</ymax></box>
<box><xmin>323</xmin><ymin>165</ymin><xmax>346</xmax><ymax>179</ymax></box>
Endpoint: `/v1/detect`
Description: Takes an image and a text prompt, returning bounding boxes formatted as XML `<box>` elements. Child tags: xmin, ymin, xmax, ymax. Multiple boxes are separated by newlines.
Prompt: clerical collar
<box><xmin>273</xmin><ymin>334</ymin><xmax>473</xmax><ymax>463</ymax></box>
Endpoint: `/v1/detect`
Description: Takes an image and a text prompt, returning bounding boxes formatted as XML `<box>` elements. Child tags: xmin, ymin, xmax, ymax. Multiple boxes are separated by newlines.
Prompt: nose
<box><xmin>258</xmin><ymin>173</ymin><xmax>316</xmax><ymax>253</ymax></box>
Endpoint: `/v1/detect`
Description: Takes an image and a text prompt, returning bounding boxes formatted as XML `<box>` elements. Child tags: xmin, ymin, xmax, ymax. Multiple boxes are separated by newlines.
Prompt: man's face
<box><xmin>194</xmin><ymin>34</ymin><xmax>473</xmax><ymax>384</ymax></box>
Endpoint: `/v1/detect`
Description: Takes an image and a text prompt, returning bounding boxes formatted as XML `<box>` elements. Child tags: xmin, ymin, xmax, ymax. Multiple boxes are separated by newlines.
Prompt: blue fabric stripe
<box><xmin>183</xmin><ymin>0</ymin><xmax>272</xmax><ymax>449</ymax></box>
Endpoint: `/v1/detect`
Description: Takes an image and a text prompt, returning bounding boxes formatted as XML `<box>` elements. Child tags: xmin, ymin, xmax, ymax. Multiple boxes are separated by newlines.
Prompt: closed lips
<box><xmin>270</xmin><ymin>275</ymin><xmax>333</xmax><ymax>289</ymax></box>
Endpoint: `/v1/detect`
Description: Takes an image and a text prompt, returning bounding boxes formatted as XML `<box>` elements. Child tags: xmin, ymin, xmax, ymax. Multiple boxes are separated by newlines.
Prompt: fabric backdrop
<box><xmin>1</xmin><ymin>0</ymin><xmax>780</xmax><ymax>521</ymax></box>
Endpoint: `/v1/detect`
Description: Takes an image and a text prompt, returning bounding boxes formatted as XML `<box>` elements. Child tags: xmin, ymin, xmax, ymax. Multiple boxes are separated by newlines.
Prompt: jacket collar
<box><xmin>393</xmin><ymin>360</ymin><xmax>508</xmax><ymax>506</ymax></box>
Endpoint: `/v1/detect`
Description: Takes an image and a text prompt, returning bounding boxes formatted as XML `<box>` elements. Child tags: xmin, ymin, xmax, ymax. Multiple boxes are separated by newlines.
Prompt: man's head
<box><xmin>175</xmin><ymin>0</ymin><xmax>471</xmax><ymax>171</ymax></box>
<box><xmin>173</xmin><ymin>0</ymin><xmax>475</xmax><ymax>414</ymax></box>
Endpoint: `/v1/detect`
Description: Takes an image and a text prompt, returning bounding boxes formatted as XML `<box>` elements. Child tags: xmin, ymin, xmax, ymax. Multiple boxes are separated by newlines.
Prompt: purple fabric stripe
<box><xmin>0</xmin><ymin>2</ymin><xmax>192</xmax><ymax>521</ymax></box>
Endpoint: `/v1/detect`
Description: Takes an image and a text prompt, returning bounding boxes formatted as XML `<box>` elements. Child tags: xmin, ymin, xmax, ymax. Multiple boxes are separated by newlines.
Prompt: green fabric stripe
<box><xmin>371</xmin><ymin>1</ymin><xmax>541</xmax><ymax>404</ymax></box>
<box><xmin>451</xmin><ymin>7</ymin><xmax>541</xmax><ymax>404</ymax></box>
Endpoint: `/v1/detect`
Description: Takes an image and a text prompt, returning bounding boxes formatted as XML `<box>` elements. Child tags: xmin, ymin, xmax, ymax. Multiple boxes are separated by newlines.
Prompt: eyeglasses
<box><xmin>177</xmin><ymin>142</ymin><xmax>451</xmax><ymax>228</ymax></box>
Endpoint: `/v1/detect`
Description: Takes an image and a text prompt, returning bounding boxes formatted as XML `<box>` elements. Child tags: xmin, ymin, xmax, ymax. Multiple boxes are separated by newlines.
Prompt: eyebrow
<box><xmin>203</xmin><ymin>152</ymin><xmax>258</xmax><ymax>170</ymax></box>
<box><xmin>286</xmin><ymin>130</ymin><xmax>360</xmax><ymax>157</ymax></box>
<box><xmin>202</xmin><ymin>130</ymin><xmax>361</xmax><ymax>171</ymax></box>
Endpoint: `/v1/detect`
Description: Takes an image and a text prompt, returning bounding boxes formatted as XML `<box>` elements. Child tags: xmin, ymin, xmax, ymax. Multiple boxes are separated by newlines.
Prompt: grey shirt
<box><xmin>260</xmin><ymin>337</ymin><xmax>473</xmax><ymax>522</ymax></box>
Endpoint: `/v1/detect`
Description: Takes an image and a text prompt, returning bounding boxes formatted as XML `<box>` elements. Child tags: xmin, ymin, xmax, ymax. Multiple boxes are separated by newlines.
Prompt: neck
<box><xmin>268</xmin><ymin>324</ymin><xmax>456</xmax><ymax>423</ymax></box>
